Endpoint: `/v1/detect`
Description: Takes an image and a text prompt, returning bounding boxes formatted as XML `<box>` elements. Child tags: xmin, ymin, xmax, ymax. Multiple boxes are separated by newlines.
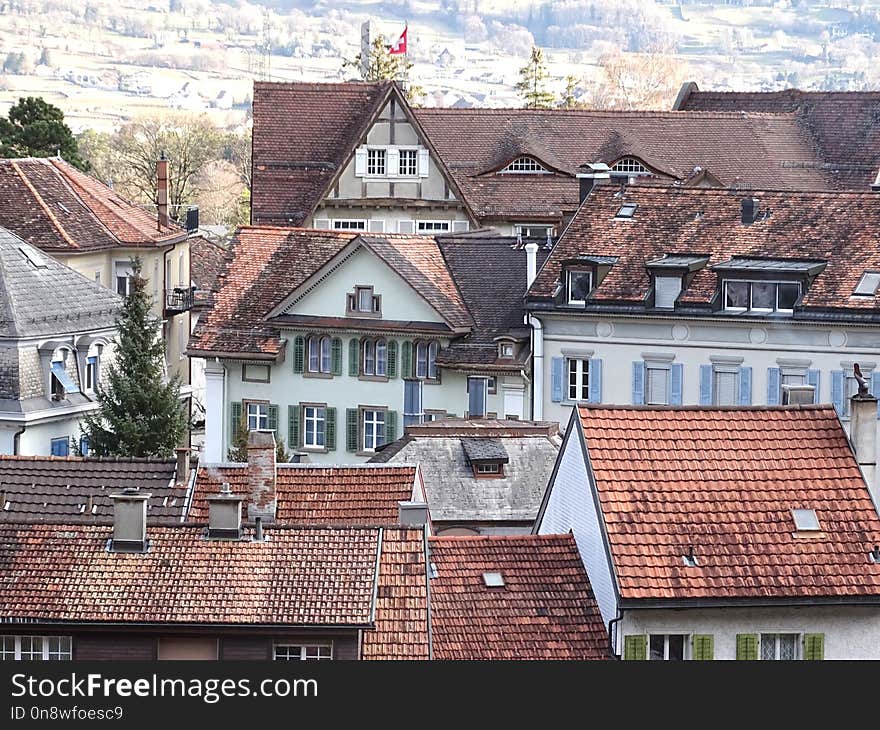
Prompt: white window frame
<box><xmin>722</xmin><ymin>280</ymin><xmax>801</xmax><ymax>313</ymax></box>
<box><xmin>645</xmin><ymin>362</ymin><xmax>671</xmax><ymax>406</ymax></box>
<box><xmin>366</xmin><ymin>148</ymin><xmax>386</xmax><ymax>176</ymax></box>
<box><xmin>246</xmin><ymin>402</ymin><xmax>269</xmax><ymax>431</ymax></box>
<box><xmin>567</xmin><ymin>269</ymin><xmax>593</xmax><ymax>305</ymax></box>
<box><xmin>307</xmin><ymin>336</ymin><xmax>332</xmax><ymax>374</ymax></box>
<box><xmin>332</xmin><ymin>220</ymin><xmax>367</xmax><ymax>231</ymax></box>
<box><xmin>759</xmin><ymin>632</ymin><xmax>801</xmax><ymax>661</ymax></box>
<box><xmin>362</xmin><ymin>409</ymin><xmax>386</xmax><ymax>452</ymax></box>
<box><xmin>712</xmin><ymin>364</ymin><xmax>739</xmax><ymax>406</ymax></box>
<box><xmin>500</xmin><ymin>156</ymin><xmax>548</xmax><ymax>174</ymax></box>
<box><xmin>303</xmin><ymin>406</ymin><xmax>326</xmax><ymax>449</ymax></box>
<box><xmin>416</xmin><ymin>220</ymin><xmax>451</xmax><ymax>233</ymax></box>
<box><xmin>114</xmin><ymin>261</ymin><xmax>134</xmax><ymax>297</ymax></box>
<box><xmin>273</xmin><ymin>643</ymin><xmax>333</xmax><ymax>661</ymax></box>
<box><xmin>85</xmin><ymin>356</ymin><xmax>98</xmax><ymax>392</ymax></box>
<box><xmin>514</xmin><ymin>223</ymin><xmax>555</xmax><ymax>238</ymax></box>
<box><xmin>780</xmin><ymin>366</ymin><xmax>808</xmax><ymax>405</ymax></box>
<box><xmin>840</xmin><ymin>373</ymin><xmax>860</xmax><ymax>419</ymax></box>
<box><xmin>612</xmin><ymin>157</ymin><xmax>651</xmax><ymax>175</ymax></box>
<box><xmin>475</xmin><ymin>463</ymin><xmax>502</xmax><ymax>475</ymax></box>
<box><xmin>567</xmin><ymin>358</ymin><xmax>590</xmax><ymax>402</ymax></box>
<box><xmin>0</xmin><ymin>635</ymin><xmax>72</xmax><ymax>661</ymax></box>
<box><xmin>398</xmin><ymin>147</ymin><xmax>419</xmax><ymax>177</ymax></box>
<box><xmin>648</xmin><ymin>633</ymin><xmax>689</xmax><ymax>661</ymax></box>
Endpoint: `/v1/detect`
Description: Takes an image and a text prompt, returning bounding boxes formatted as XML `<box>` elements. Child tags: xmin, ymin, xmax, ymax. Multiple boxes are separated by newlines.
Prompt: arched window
<box><xmin>375</xmin><ymin>339</ymin><xmax>387</xmax><ymax>377</ymax></box>
<box><xmin>428</xmin><ymin>342</ymin><xmax>439</xmax><ymax>379</ymax></box>
<box><xmin>363</xmin><ymin>339</ymin><xmax>375</xmax><ymax>375</ymax></box>
<box><xmin>500</xmin><ymin>156</ymin><xmax>548</xmax><ymax>174</ymax></box>
<box><xmin>308</xmin><ymin>336</ymin><xmax>332</xmax><ymax>373</ymax></box>
<box><xmin>611</xmin><ymin>157</ymin><xmax>650</xmax><ymax>175</ymax></box>
<box><xmin>320</xmin><ymin>336</ymin><xmax>331</xmax><ymax>373</ymax></box>
<box><xmin>414</xmin><ymin>341</ymin><xmax>439</xmax><ymax>380</ymax></box>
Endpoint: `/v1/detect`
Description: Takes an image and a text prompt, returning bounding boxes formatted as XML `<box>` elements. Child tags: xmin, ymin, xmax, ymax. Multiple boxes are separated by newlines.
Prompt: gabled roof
<box><xmin>188</xmin><ymin>227</ymin><xmax>473</xmax><ymax>359</ymax></box>
<box><xmin>415</xmin><ymin>108</ymin><xmax>830</xmax><ymax>222</ymax></box>
<box><xmin>675</xmin><ymin>84</ymin><xmax>880</xmax><ymax>190</ymax></box>
<box><xmin>0</xmin><ymin>226</ymin><xmax>121</xmax><ymax>337</ymax></box>
<box><xmin>575</xmin><ymin>404</ymin><xmax>880</xmax><ymax>603</ymax></box>
<box><xmin>528</xmin><ymin>186</ymin><xmax>880</xmax><ymax>317</ymax></box>
<box><xmin>369</xmin><ymin>419</ymin><xmax>561</xmax><ymax>523</ymax></box>
<box><xmin>188</xmin><ymin>464</ymin><xmax>418</xmax><ymax>526</ymax></box>
<box><xmin>428</xmin><ymin>534</ymin><xmax>609</xmax><ymax>659</ymax></box>
<box><xmin>0</xmin><ymin>455</ymin><xmax>187</xmax><ymax>524</ymax></box>
<box><xmin>190</xmin><ymin>235</ymin><xmax>227</xmax><ymax>310</ymax></box>
<box><xmin>0</xmin><ymin>158</ymin><xmax>184</xmax><ymax>253</ymax></box>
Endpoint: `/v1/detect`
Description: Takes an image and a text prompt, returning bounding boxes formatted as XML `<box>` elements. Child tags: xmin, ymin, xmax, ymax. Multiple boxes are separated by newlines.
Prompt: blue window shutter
<box><xmin>551</xmin><ymin>357</ymin><xmax>565</xmax><ymax>403</ymax></box>
<box><xmin>807</xmin><ymin>369</ymin><xmax>820</xmax><ymax>404</ymax></box>
<box><xmin>632</xmin><ymin>361</ymin><xmax>645</xmax><ymax>405</ymax></box>
<box><xmin>766</xmin><ymin>367</ymin><xmax>781</xmax><ymax>406</ymax></box>
<box><xmin>699</xmin><ymin>365</ymin><xmax>712</xmax><ymax>405</ymax></box>
<box><xmin>589</xmin><ymin>358</ymin><xmax>602</xmax><ymax>404</ymax></box>
<box><xmin>831</xmin><ymin>370</ymin><xmax>844</xmax><ymax>416</ymax></box>
<box><xmin>872</xmin><ymin>372</ymin><xmax>880</xmax><ymax>419</ymax></box>
<box><xmin>670</xmin><ymin>363</ymin><xmax>683</xmax><ymax>405</ymax></box>
<box><xmin>738</xmin><ymin>367</ymin><xmax>752</xmax><ymax>406</ymax></box>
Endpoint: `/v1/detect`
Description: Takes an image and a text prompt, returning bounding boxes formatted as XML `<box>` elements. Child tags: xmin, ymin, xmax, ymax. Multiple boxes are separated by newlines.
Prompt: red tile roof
<box><xmin>0</xmin><ymin>158</ymin><xmax>184</xmax><ymax>252</ymax></box>
<box><xmin>428</xmin><ymin>534</ymin><xmax>608</xmax><ymax>659</ymax></box>
<box><xmin>415</xmin><ymin>108</ymin><xmax>830</xmax><ymax>222</ymax></box>
<box><xmin>190</xmin><ymin>235</ymin><xmax>227</xmax><ymax>309</ymax></box>
<box><xmin>188</xmin><ymin>227</ymin><xmax>473</xmax><ymax>358</ymax></box>
<box><xmin>676</xmin><ymin>87</ymin><xmax>880</xmax><ymax>190</ymax></box>
<box><xmin>0</xmin><ymin>523</ymin><xmax>381</xmax><ymax>625</ymax></box>
<box><xmin>251</xmin><ymin>81</ymin><xmax>392</xmax><ymax>225</ymax></box>
<box><xmin>576</xmin><ymin>404</ymin><xmax>880</xmax><ymax>602</ymax></box>
<box><xmin>189</xmin><ymin>464</ymin><xmax>417</xmax><ymax>526</ymax></box>
<box><xmin>362</xmin><ymin>527</ymin><xmax>430</xmax><ymax>659</ymax></box>
<box><xmin>529</xmin><ymin>185</ymin><xmax>880</xmax><ymax>314</ymax></box>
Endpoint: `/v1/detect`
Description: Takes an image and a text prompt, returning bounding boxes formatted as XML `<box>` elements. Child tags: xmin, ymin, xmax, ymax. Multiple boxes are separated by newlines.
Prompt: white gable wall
<box><xmin>536</xmin><ymin>414</ymin><xmax>619</xmax><ymax>626</ymax></box>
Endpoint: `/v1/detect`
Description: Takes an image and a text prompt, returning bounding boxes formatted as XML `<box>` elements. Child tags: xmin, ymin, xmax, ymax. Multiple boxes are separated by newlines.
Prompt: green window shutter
<box><xmin>292</xmin><ymin>335</ymin><xmax>305</xmax><ymax>373</ymax></box>
<box><xmin>387</xmin><ymin>340</ymin><xmax>398</xmax><ymax>378</ymax></box>
<box><xmin>348</xmin><ymin>338</ymin><xmax>360</xmax><ymax>377</ymax></box>
<box><xmin>401</xmin><ymin>340</ymin><xmax>412</xmax><ymax>378</ymax></box>
<box><xmin>692</xmin><ymin>635</ymin><xmax>714</xmax><ymax>661</ymax></box>
<box><xmin>267</xmin><ymin>404</ymin><xmax>279</xmax><ymax>432</ymax></box>
<box><xmin>331</xmin><ymin>337</ymin><xmax>342</xmax><ymax>376</ymax></box>
<box><xmin>288</xmin><ymin>405</ymin><xmax>300</xmax><ymax>449</ymax></box>
<box><xmin>346</xmin><ymin>408</ymin><xmax>359</xmax><ymax>452</ymax></box>
<box><xmin>385</xmin><ymin>410</ymin><xmax>397</xmax><ymax>444</ymax></box>
<box><xmin>736</xmin><ymin>634</ymin><xmax>758</xmax><ymax>660</ymax></box>
<box><xmin>230</xmin><ymin>401</ymin><xmax>243</xmax><ymax>440</ymax></box>
<box><xmin>803</xmin><ymin>633</ymin><xmax>824</xmax><ymax>661</ymax></box>
<box><xmin>623</xmin><ymin>635</ymin><xmax>647</xmax><ymax>661</ymax></box>
<box><xmin>326</xmin><ymin>407</ymin><xmax>337</xmax><ymax>450</ymax></box>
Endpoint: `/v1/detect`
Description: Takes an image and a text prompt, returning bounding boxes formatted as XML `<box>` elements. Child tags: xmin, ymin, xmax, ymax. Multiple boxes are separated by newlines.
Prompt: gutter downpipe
<box><xmin>608</xmin><ymin>609</ymin><xmax>624</xmax><ymax>660</ymax></box>
<box><xmin>530</xmin><ymin>314</ymin><xmax>544</xmax><ymax>421</ymax></box>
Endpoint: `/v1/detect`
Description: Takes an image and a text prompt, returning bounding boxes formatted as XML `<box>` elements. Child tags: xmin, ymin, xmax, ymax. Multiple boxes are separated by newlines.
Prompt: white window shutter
<box><xmin>418</xmin><ymin>149</ymin><xmax>430</xmax><ymax>177</ymax></box>
<box><xmin>452</xmin><ymin>220</ymin><xmax>469</xmax><ymax>233</ymax></box>
<box><xmin>386</xmin><ymin>148</ymin><xmax>399</xmax><ymax>177</ymax></box>
<box><xmin>313</xmin><ymin>218</ymin><xmax>331</xmax><ymax>230</ymax></box>
<box><xmin>354</xmin><ymin>147</ymin><xmax>367</xmax><ymax>177</ymax></box>
<box><xmin>397</xmin><ymin>220</ymin><xmax>415</xmax><ymax>234</ymax></box>
<box><xmin>368</xmin><ymin>219</ymin><xmax>386</xmax><ymax>233</ymax></box>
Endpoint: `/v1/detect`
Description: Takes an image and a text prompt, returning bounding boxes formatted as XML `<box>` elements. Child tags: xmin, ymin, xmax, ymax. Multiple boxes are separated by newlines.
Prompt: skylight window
<box><xmin>500</xmin><ymin>156</ymin><xmax>548</xmax><ymax>174</ymax></box>
<box><xmin>19</xmin><ymin>246</ymin><xmax>47</xmax><ymax>269</ymax></box>
<box><xmin>792</xmin><ymin>508</ymin><xmax>820</xmax><ymax>532</ymax></box>
<box><xmin>854</xmin><ymin>271</ymin><xmax>880</xmax><ymax>296</ymax></box>
<box><xmin>483</xmin><ymin>572</ymin><xmax>505</xmax><ymax>587</ymax></box>
<box><xmin>57</xmin><ymin>202</ymin><xmax>71</xmax><ymax>214</ymax></box>
<box><xmin>615</xmin><ymin>203</ymin><xmax>637</xmax><ymax>219</ymax></box>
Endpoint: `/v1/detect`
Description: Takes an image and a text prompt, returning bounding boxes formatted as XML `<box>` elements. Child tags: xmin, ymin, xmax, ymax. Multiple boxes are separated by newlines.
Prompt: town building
<box><xmin>251</xmin><ymin>80</ymin><xmax>833</xmax><ymax>238</ymax></box>
<box><xmin>526</xmin><ymin>185</ymin><xmax>880</xmax><ymax>494</ymax></box>
<box><xmin>188</xmin><ymin>228</ymin><xmax>539</xmax><ymax>464</ymax></box>
<box><xmin>0</xmin><ymin>157</ymin><xmax>194</xmax><ymax>405</ymax></box>
<box><xmin>535</xmin><ymin>402</ymin><xmax>880</xmax><ymax>660</ymax></box>
<box><xmin>0</xmin><ymin>226</ymin><xmax>120</xmax><ymax>456</ymax></box>
<box><xmin>369</xmin><ymin>418</ymin><xmax>561</xmax><ymax>535</ymax></box>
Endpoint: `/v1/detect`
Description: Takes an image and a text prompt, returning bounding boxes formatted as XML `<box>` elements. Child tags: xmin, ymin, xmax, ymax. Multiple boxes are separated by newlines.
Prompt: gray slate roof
<box><xmin>372</xmin><ymin>430</ymin><xmax>561</xmax><ymax>523</ymax></box>
<box><xmin>461</xmin><ymin>438</ymin><xmax>509</xmax><ymax>464</ymax></box>
<box><xmin>0</xmin><ymin>227</ymin><xmax>121</xmax><ymax>338</ymax></box>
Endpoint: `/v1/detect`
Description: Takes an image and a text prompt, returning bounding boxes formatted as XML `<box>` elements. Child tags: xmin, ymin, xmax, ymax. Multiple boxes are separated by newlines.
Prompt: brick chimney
<box><xmin>156</xmin><ymin>153</ymin><xmax>169</xmax><ymax>229</ymax></box>
<box><xmin>247</xmin><ymin>430</ymin><xmax>277</xmax><ymax>523</ymax></box>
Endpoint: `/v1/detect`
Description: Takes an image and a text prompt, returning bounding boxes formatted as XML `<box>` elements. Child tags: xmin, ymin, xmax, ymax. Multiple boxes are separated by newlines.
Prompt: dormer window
<box><xmin>462</xmin><ymin>438</ymin><xmax>509</xmax><ymax>478</ymax></box>
<box><xmin>654</xmin><ymin>275</ymin><xmax>682</xmax><ymax>309</ymax></box>
<box><xmin>498</xmin><ymin>342</ymin><xmax>515</xmax><ymax>359</ymax></box>
<box><xmin>500</xmin><ymin>156</ymin><xmax>548</xmax><ymax>174</ymax></box>
<box><xmin>723</xmin><ymin>280</ymin><xmax>800</xmax><ymax>313</ymax></box>
<box><xmin>611</xmin><ymin>157</ymin><xmax>651</xmax><ymax>175</ymax></box>
<box><xmin>347</xmin><ymin>286</ymin><xmax>381</xmax><ymax>317</ymax></box>
<box><xmin>567</xmin><ymin>269</ymin><xmax>593</xmax><ymax>305</ymax></box>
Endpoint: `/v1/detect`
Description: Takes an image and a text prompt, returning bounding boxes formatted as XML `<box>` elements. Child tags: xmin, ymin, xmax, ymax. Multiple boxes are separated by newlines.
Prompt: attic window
<box><xmin>612</xmin><ymin>157</ymin><xmax>650</xmax><ymax>175</ymax></box>
<box><xmin>19</xmin><ymin>247</ymin><xmax>47</xmax><ymax>269</ymax></box>
<box><xmin>792</xmin><ymin>509</ymin><xmax>820</xmax><ymax>533</ymax></box>
<box><xmin>483</xmin><ymin>572</ymin><xmax>505</xmax><ymax>587</ymax></box>
<box><xmin>567</xmin><ymin>269</ymin><xmax>593</xmax><ymax>304</ymax></box>
<box><xmin>615</xmin><ymin>203</ymin><xmax>637</xmax><ymax>219</ymax></box>
<box><xmin>500</xmin><ymin>156</ymin><xmax>548</xmax><ymax>174</ymax></box>
<box><xmin>57</xmin><ymin>202</ymin><xmax>71</xmax><ymax>214</ymax></box>
<box><xmin>498</xmin><ymin>342</ymin><xmax>515</xmax><ymax>359</ymax></box>
<box><xmin>854</xmin><ymin>271</ymin><xmax>880</xmax><ymax>296</ymax></box>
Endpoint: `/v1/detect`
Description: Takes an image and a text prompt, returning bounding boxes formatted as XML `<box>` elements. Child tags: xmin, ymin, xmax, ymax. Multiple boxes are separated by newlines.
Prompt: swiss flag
<box><xmin>388</xmin><ymin>26</ymin><xmax>407</xmax><ymax>55</ymax></box>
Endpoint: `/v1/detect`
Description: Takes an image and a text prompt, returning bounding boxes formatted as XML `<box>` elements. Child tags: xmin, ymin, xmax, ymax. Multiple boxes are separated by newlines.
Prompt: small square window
<box><xmin>854</xmin><ymin>271</ymin><xmax>880</xmax><ymax>296</ymax></box>
<box><xmin>615</xmin><ymin>203</ymin><xmax>637</xmax><ymax>219</ymax></box>
<box><xmin>792</xmin><ymin>508</ymin><xmax>820</xmax><ymax>532</ymax></box>
<box><xmin>367</xmin><ymin>148</ymin><xmax>386</xmax><ymax>176</ymax></box>
<box><xmin>399</xmin><ymin>149</ymin><xmax>418</xmax><ymax>176</ymax></box>
<box><xmin>483</xmin><ymin>572</ymin><xmax>505</xmax><ymax>587</ymax></box>
<box><xmin>567</xmin><ymin>270</ymin><xmax>593</xmax><ymax>304</ymax></box>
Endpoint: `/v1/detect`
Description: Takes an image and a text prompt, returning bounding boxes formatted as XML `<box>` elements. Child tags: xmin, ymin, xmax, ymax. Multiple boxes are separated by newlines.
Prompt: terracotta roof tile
<box><xmin>577</xmin><ymin>405</ymin><xmax>880</xmax><ymax>601</ymax></box>
<box><xmin>428</xmin><ymin>534</ymin><xmax>608</xmax><ymax>659</ymax></box>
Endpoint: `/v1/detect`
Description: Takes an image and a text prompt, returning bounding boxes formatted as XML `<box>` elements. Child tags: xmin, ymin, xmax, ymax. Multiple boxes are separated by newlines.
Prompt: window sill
<box><xmin>359</xmin><ymin>375</ymin><xmax>390</xmax><ymax>383</ymax></box>
<box><xmin>301</xmin><ymin>446</ymin><xmax>330</xmax><ymax>454</ymax></box>
<box><xmin>345</xmin><ymin>310</ymin><xmax>382</xmax><ymax>319</ymax></box>
<box><xmin>356</xmin><ymin>449</ymin><xmax>379</xmax><ymax>457</ymax></box>
<box><xmin>303</xmin><ymin>371</ymin><xmax>334</xmax><ymax>379</ymax></box>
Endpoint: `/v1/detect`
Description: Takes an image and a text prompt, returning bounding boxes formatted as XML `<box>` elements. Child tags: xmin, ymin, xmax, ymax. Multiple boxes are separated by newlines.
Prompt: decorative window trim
<box><xmin>242</xmin><ymin>363</ymin><xmax>271</xmax><ymax>383</ymax></box>
<box><xmin>244</xmin><ymin>400</ymin><xmax>270</xmax><ymax>431</ymax></box>
<box><xmin>413</xmin><ymin>340</ymin><xmax>439</xmax><ymax>381</ymax></box>
<box><xmin>360</xmin><ymin>338</ymin><xmax>389</xmax><ymax>380</ymax></box>
<box><xmin>359</xmin><ymin>406</ymin><xmax>388</xmax><ymax>455</ymax></box>
<box><xmin>302</xmin><ymin>403</ymin><xmax>328</xmax><ymax>451</ymax></box>
<box><xmin>611</xmin><ymin>157</ymin><xmax>651</xmax><ymax>175</ymax></box>
<box><xmin>346</xmin><ymin>286</ymin><xmax>381</xmax><ymax>318</ymax></box>
<box><xmin>305</xmin><ymin>335</ymin><xmax>333</xmax><ymax>377</ymax></box>
<box><xmin>499</xmin><ymin>156</ymin><xmax>549</xmax><ymax>174</ymax></box>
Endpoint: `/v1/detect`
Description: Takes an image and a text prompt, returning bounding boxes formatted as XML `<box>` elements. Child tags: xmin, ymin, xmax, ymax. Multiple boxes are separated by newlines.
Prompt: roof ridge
<box><xmin>414</xmin><ymin>108</ymin><xmax>801</xmax><ymax>119</ymax></box>
<box><xmin>578</xmin><ymin>403</ymin><xmax>835</xmax><ymax>412</ymax></box>
<box><xmin>429</xmin><ymin>533</ymin><xmax>575</xmax><ymax>543</ymax></box>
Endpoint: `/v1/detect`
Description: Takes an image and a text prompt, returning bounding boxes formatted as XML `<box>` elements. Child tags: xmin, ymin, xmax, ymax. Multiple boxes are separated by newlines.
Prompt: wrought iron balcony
<box><xmin>165</xmin><ymin>286</ymin><xmax>195</xmax><ymax>315</ymax></box>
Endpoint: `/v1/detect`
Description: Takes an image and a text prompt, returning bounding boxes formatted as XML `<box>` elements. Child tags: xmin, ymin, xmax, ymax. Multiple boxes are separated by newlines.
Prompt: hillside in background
<box><xmin>1</xmin><ymin>0</ymin><xmax>879</xmax><ymax>133</ymax></box>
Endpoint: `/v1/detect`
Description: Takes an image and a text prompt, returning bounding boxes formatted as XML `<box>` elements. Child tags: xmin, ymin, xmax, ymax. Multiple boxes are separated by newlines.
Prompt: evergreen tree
<box><xmin>0</xmin><ymin>97</ymin><xmax>89</xmax><ymax>170</ymax></box>
<box><xmin>516</xmin><ymin>46</ymin><xmax>555</xmax><ymax>110</ymax></box>
<box><xmin>559</xmin><ymin>74</ymin><xmax>584</xmax><ymax>109</ymax></box>
<box><xmin>343</xmin><ymin>35</ymin><xmax>424</xmax><ymax>105</ymax></box>
<box><xmin>80</xmin><ymin>259</ymin><xmax>187</xmax><ymax>457</ymax></box>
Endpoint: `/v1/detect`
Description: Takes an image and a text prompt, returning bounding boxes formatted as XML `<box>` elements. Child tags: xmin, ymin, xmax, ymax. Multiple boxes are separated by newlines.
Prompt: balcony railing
<box><xmin>165</xmin><ymin>287</ymin><xmax>195</xmax><ymax>315</ymax></box>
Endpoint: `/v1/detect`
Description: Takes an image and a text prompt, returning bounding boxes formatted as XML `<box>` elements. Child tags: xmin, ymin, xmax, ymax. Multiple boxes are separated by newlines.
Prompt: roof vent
<box><xmin>741</xmin><ymin>197</ymin><xmax>759</xmax><ymax>225</ymax></box>
<box><xmin>483</xmin><ymin>571</ymin><xmax>505</xmax><ymax>587</ymax></box>
<box><xmin>792</xmin><ymin>508</ymin><xmax>821</xmax><ymax>534</ymax></box>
